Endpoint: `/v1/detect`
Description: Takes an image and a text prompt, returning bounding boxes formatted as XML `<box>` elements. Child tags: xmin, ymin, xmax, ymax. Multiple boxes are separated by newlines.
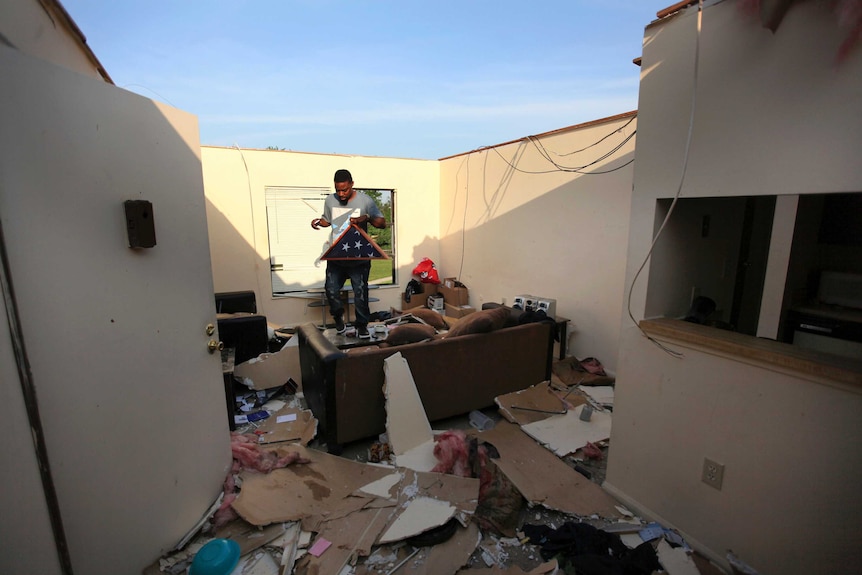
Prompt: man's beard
<box><xmin>337</xmin><ymin>196</ymin><xmax>349</xmax><ymax>205</ymax></box>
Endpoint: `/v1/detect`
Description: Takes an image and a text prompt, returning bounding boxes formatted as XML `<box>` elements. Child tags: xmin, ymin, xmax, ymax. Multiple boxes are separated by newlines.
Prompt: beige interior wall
<box><xmin>202</xmin><ymin>147</ymin><xmax>440</xmax><ymax>327</ymax></box>
<box><xmin>605</xmin><ymin>326</ymin><xmax>862</xmax><ymax>575</ymax></box>
<box><xmin>0</xmin><ymin>0</ymin><xmax>106</xmax><ymax>81</ymax></box>
<box><xmin>438</xmin><ymin>115</ymin><xmax>635</xmax><ymax>371</ymax></box>
<box><xmin>608</xmin><ymin>1</ymin><xmax>862</xmax><ymax>573</ymax></box>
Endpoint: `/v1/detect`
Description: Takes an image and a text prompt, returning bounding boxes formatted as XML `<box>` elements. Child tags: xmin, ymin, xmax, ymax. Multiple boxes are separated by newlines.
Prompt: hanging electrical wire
<box><xmin>551</xmin><ymin>114</ymin><xmax>637</xmax><ymax>157</ymax></box>
<box><xmin>625</xmin><ymin>0</ymin><xmax>705</xmax><ymax>359</ymax></box>
<box><xmin>490</xmin><ymin>144</ymin><xmax>635</xmax><ymax>175</ymax></box>
<box><xmin>528</xmin><ymin>129</ymin><xmax>636</xmax><ymax>172</ymax></box>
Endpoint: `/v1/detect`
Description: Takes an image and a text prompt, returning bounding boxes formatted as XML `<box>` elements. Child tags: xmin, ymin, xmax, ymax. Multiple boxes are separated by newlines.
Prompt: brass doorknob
<box><xmin>207</xmin><ymin>340</ymin><xmax>224</xmax><ymax>353</ymax></box>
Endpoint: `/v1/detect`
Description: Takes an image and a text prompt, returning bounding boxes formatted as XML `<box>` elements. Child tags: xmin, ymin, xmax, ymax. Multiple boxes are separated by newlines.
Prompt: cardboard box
<box><xmin>401</xmin><ymin>294</ymin><xmax>425</xmax><ymax>310</ymax></box>
<box><xmin>427</xmin><ymin>294</ymin><xmax>444</xmax><ymax>311</ymax></box>
<box><xmin>440</xmin><ymin>278</ymin><xmax>469</xmax><ymax>306</ymax></box>
<box><xmin>400</xmin><ymin>282</ymin><xmax>438</xmax><ymax>310</ymax></box>
<box><xmin>445</xmin><ymin>303</ymin><xmax>476</xmax><ymax>318</ymax></box>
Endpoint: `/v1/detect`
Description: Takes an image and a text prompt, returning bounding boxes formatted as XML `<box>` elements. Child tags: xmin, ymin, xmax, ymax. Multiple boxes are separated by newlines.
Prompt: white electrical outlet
<box><xmin>702</xmin><ymin>458</ymin><xmax>725</xmax><ymax>490</ymax></box>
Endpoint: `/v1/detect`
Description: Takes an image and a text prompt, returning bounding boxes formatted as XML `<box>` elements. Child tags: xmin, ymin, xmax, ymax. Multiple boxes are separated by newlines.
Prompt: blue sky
<box><xmin>62</xmin><ymin>1</ymin><xmax>659</xmax><ymax>160</ymax></box>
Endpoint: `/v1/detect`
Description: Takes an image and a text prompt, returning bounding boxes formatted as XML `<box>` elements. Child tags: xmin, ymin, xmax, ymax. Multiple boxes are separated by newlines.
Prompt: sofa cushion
<box><xmin>444</xmin><ymin>306</ymin><xmax>510</xmax><ymax>338</ymax></box>
<box><xmin>408</xmin><ymin>308</ymin><xmax>449</xmax><ymax>330</ymax></box>
<box><xmin>482</xmin><ymin>302</ymin><xmax>525</xmax><ymax>327</ymax></box>
<box><xmin>385</xmin><ymin>324</ymin><xmax>437</xmax><ymax>346</ymax></box>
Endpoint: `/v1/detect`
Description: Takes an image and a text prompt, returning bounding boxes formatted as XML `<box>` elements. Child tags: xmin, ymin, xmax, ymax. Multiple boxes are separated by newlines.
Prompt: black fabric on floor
<box><xmin>522</xmin><ymin>522</ymin><xmax>660</xmax><ymax>575</ymax></box>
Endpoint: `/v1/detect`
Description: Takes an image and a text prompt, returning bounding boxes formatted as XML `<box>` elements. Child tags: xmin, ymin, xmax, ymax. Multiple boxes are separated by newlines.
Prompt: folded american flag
<box><xmin>320</xmin><ymin>223</ymin><xmax>389</xmax><ymax>260</ymax></box>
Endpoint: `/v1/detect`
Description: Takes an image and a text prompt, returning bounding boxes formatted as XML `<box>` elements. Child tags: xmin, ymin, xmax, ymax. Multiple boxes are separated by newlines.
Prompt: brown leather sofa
<box><xmin>297</xmin><ymin>319</ymin><xmax>554</xmax><ymax>452</ymax></box>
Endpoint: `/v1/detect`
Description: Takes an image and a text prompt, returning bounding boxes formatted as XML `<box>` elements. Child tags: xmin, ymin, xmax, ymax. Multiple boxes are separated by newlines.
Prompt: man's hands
<box><xmin>312</xmin><ymin>215</ymin><xmax>381</xmax><ymax>229</ymax></box>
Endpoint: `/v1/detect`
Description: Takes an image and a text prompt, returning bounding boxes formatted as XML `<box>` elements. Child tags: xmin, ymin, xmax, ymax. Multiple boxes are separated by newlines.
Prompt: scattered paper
<box><xmin>253</xmin><ymin>406</ymin><xmax>317</xmax><ymax>445</ymax></box>
<box><xmin>657</xmin><ymin>539</ymin><xmax>701</xmax><ymax>575</ymax></box>
<box><xmin>639</xmin><ymin>522</ymin><xmax>664</xmax><ymax>542</ymax></box>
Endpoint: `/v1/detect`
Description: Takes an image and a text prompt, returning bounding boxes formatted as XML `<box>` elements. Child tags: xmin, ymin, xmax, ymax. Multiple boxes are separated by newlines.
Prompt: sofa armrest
<box><xmin>297</xmin><ymin>323</ymin><xmax>345</xmax><ymax>363</ymax></box>
<box><xmin>296</xmin><ymin>323</ymin><xmax>346</xmax><ymax>451</ymax></box>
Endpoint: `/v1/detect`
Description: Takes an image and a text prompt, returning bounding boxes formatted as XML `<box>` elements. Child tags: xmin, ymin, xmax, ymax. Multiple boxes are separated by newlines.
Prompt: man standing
<box><xmin>311</xmin><ymin>169</ymin><xmax>386</xmax><ymax>338</ymax></box>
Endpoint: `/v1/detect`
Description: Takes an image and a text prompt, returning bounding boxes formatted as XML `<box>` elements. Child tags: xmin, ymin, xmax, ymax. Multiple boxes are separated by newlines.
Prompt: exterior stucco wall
<box><xmin>201</xmin><ymin>147</ymin><xmax>440</xmax><ymax>327</ymax></box>
<box><xmin>0</xmin><ymin>0</ymin><xmax>108</xmax><ymax>81</ymax></box>
<box><xmin>607</xmin><ymin>1</ymin><xmax>862</xmax><ymax>573</ymax></box>
<box><xmin>438</xmin><ymin>114</ymin><xmax>636</xmax><ymax>372</ymax></box>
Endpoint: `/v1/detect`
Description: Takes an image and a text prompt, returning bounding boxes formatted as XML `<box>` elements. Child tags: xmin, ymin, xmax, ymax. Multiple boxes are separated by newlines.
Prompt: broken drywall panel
<box><xmin>215</xmin><ymin>520</ymin><xmax>287</xmax><ymax>556</ymax></box>
<box><xmin>621</xmin><ymin>533</ymin><xmax>645</xmax><ymax>549</ymax></box>
<box><xmin>358</xmin><ymin>471</ymin><xmax>402</xmax><ymax>499</ymax></box>
<box><xmin>455</xmin><ymin>559</ymin><xmax>562</xmax><ymax>575</ymax></box>
<box><xmin>233</xmin><ymin>548</ymin><xmax>281</xmax><ymax>575</ymax></box>
<box><xmin>495</xmin><ymin>381</ymin><xmax>586</xmax><ymax>426</ymax></box>
<box><xmin>551</xmin><ymin>357</ymin><xmax>614</xmax><ymax>386</ymax></box>
<box><xmin>454</xmin><ymin>559</ymin><xmax>559</xmax><ymax>574</ymax></box>
<box><xmin>301</xmin><ymin>494</ymin><xmax>386</xmax><ymax>533</ymax></box>
<box><xmin>521</xmin><ymin>404</ymin><xmax>612</xmax><ymax>457</ymax></box>
<box><xmin>145</xmin><ymin>537</ymin><xmax>210</xmax><ymax>575</ymax></box>
<box><xmin>295</xmin><ymin>505</ymin><xmax>397</xmax><ymax>575</ymax></box>
<box><xmin>406</xmin><ymin>468</ymin><xmax>479</xmax><ymax>519</ymax></box>
<box><xmin>262</xmin><ymin>522</ymin><xmax>302</xmax><ymax>575</ymax></box>
<box><xmin>407</xmin><ymin>520</ymin><xmax>482</xmax><ymax>575</ymax></box>
<box><xmin>231</xmin><ymin>444</ymin><xmax>394</xmax><ymax>526</ymax></box>
<box><xmin>384</xmin><ymin>352</ymin><xmax>434</xmax><ymax>456</ymax></box>
<box><xmin>393</xmin><ymin>440</ymin><xmax>438</xmax><ymax>472</ymax></box>
<box><xmin>378</xmin><ymin>496</ymin><xmax>456</xmax><ymax>544</ymax></box>
<box><xmin>355</xmin><ymin>521</ymin><xmax>482</xmax><ymax>575</ymax></box>
<box><xmin>299</xmin><ymin>465</ymin><xmax>479</xmax><ymax>573</ymax></box>
<box><xmin>479</xmin><ymin>420</ymin><xmax>621</xmax><ymax>518</ymax></box>
<box><xmin>578</xmin><ymin>384</ymin><xmax>614</xmax><ymax>407</ymax></box>
<box><xmin>357</xmin><ymin>466</ymin><xmax>479</xmax><ymax>550</ymax></box>
<box><xmin>367</xmin><ymin>467</ymin><xmax>479</xmax><ymax>538</ymax></box>
<box><xmin>253</xmin><ymin>406</ymin><xmax>317</xmax><ymax>445</ymax></box>
<box><xmin>657</xmin><ymin>539</ymin><xmax>702</xmax><ymax>575</ymax></box>
<box><xmin>234</xmin><ymin>340</ymin><xmax>302</xmax><ymax>391</ymax></box>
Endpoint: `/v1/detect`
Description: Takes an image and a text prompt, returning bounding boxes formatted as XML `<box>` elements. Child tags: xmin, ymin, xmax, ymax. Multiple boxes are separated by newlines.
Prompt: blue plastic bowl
<box><xmin>189</xmin><ymin>538</ymin><xmax>240</xmax><ymax>575</ymax></box>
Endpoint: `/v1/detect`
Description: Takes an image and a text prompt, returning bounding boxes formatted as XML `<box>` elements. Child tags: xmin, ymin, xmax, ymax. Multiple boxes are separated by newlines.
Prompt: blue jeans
<box><xmin>325</xmin><ymin>261</ymin><xmax>372</xmax><ymax>327</ymax></box>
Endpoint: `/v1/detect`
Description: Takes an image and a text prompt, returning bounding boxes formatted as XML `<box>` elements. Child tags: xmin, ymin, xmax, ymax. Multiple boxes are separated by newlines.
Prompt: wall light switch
<box><xmin>124</xmin><ymin>200</ymin><xmax>156</xmax><ymax>248</ymax></box>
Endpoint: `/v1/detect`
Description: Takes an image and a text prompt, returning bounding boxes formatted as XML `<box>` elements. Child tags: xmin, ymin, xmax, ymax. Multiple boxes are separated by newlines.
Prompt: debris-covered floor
<box><xmin>145</xmin><ymin>355</ymin><xmax>733</xmax><ymax>575</ymax></box>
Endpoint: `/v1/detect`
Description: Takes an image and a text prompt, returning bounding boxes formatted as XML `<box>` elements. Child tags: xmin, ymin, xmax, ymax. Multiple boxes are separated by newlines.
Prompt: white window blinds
<box><xmin>264</xmin><ymin>187</ymin><xmax>330</xmax><ymax>293</ymax></box>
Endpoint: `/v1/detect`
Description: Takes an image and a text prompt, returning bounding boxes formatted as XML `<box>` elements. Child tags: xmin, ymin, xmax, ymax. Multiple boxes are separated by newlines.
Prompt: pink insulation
<box><xmin>211</xmin><ymin>433</ymin><xmax>311</xmax><ymax>530</ymax></box>
<box><xmin>431</xmin><ymin>430</ymin><xmax>471</xmax><ymax>476</ymax></box>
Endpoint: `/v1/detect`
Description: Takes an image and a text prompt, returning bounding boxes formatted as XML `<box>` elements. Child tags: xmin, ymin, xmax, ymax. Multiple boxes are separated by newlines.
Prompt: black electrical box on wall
<box><xmin>124</xmin><ymin>200</ymin><xmax>156</xmax><ymax>248</ymax></box>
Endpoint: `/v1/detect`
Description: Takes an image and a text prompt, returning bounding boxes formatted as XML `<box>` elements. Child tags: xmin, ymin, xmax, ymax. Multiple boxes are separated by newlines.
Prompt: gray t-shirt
<box><xmin>322</xmin><ymin>192</ymin><xmax>383</xmax><ymax>243</ymax></box>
